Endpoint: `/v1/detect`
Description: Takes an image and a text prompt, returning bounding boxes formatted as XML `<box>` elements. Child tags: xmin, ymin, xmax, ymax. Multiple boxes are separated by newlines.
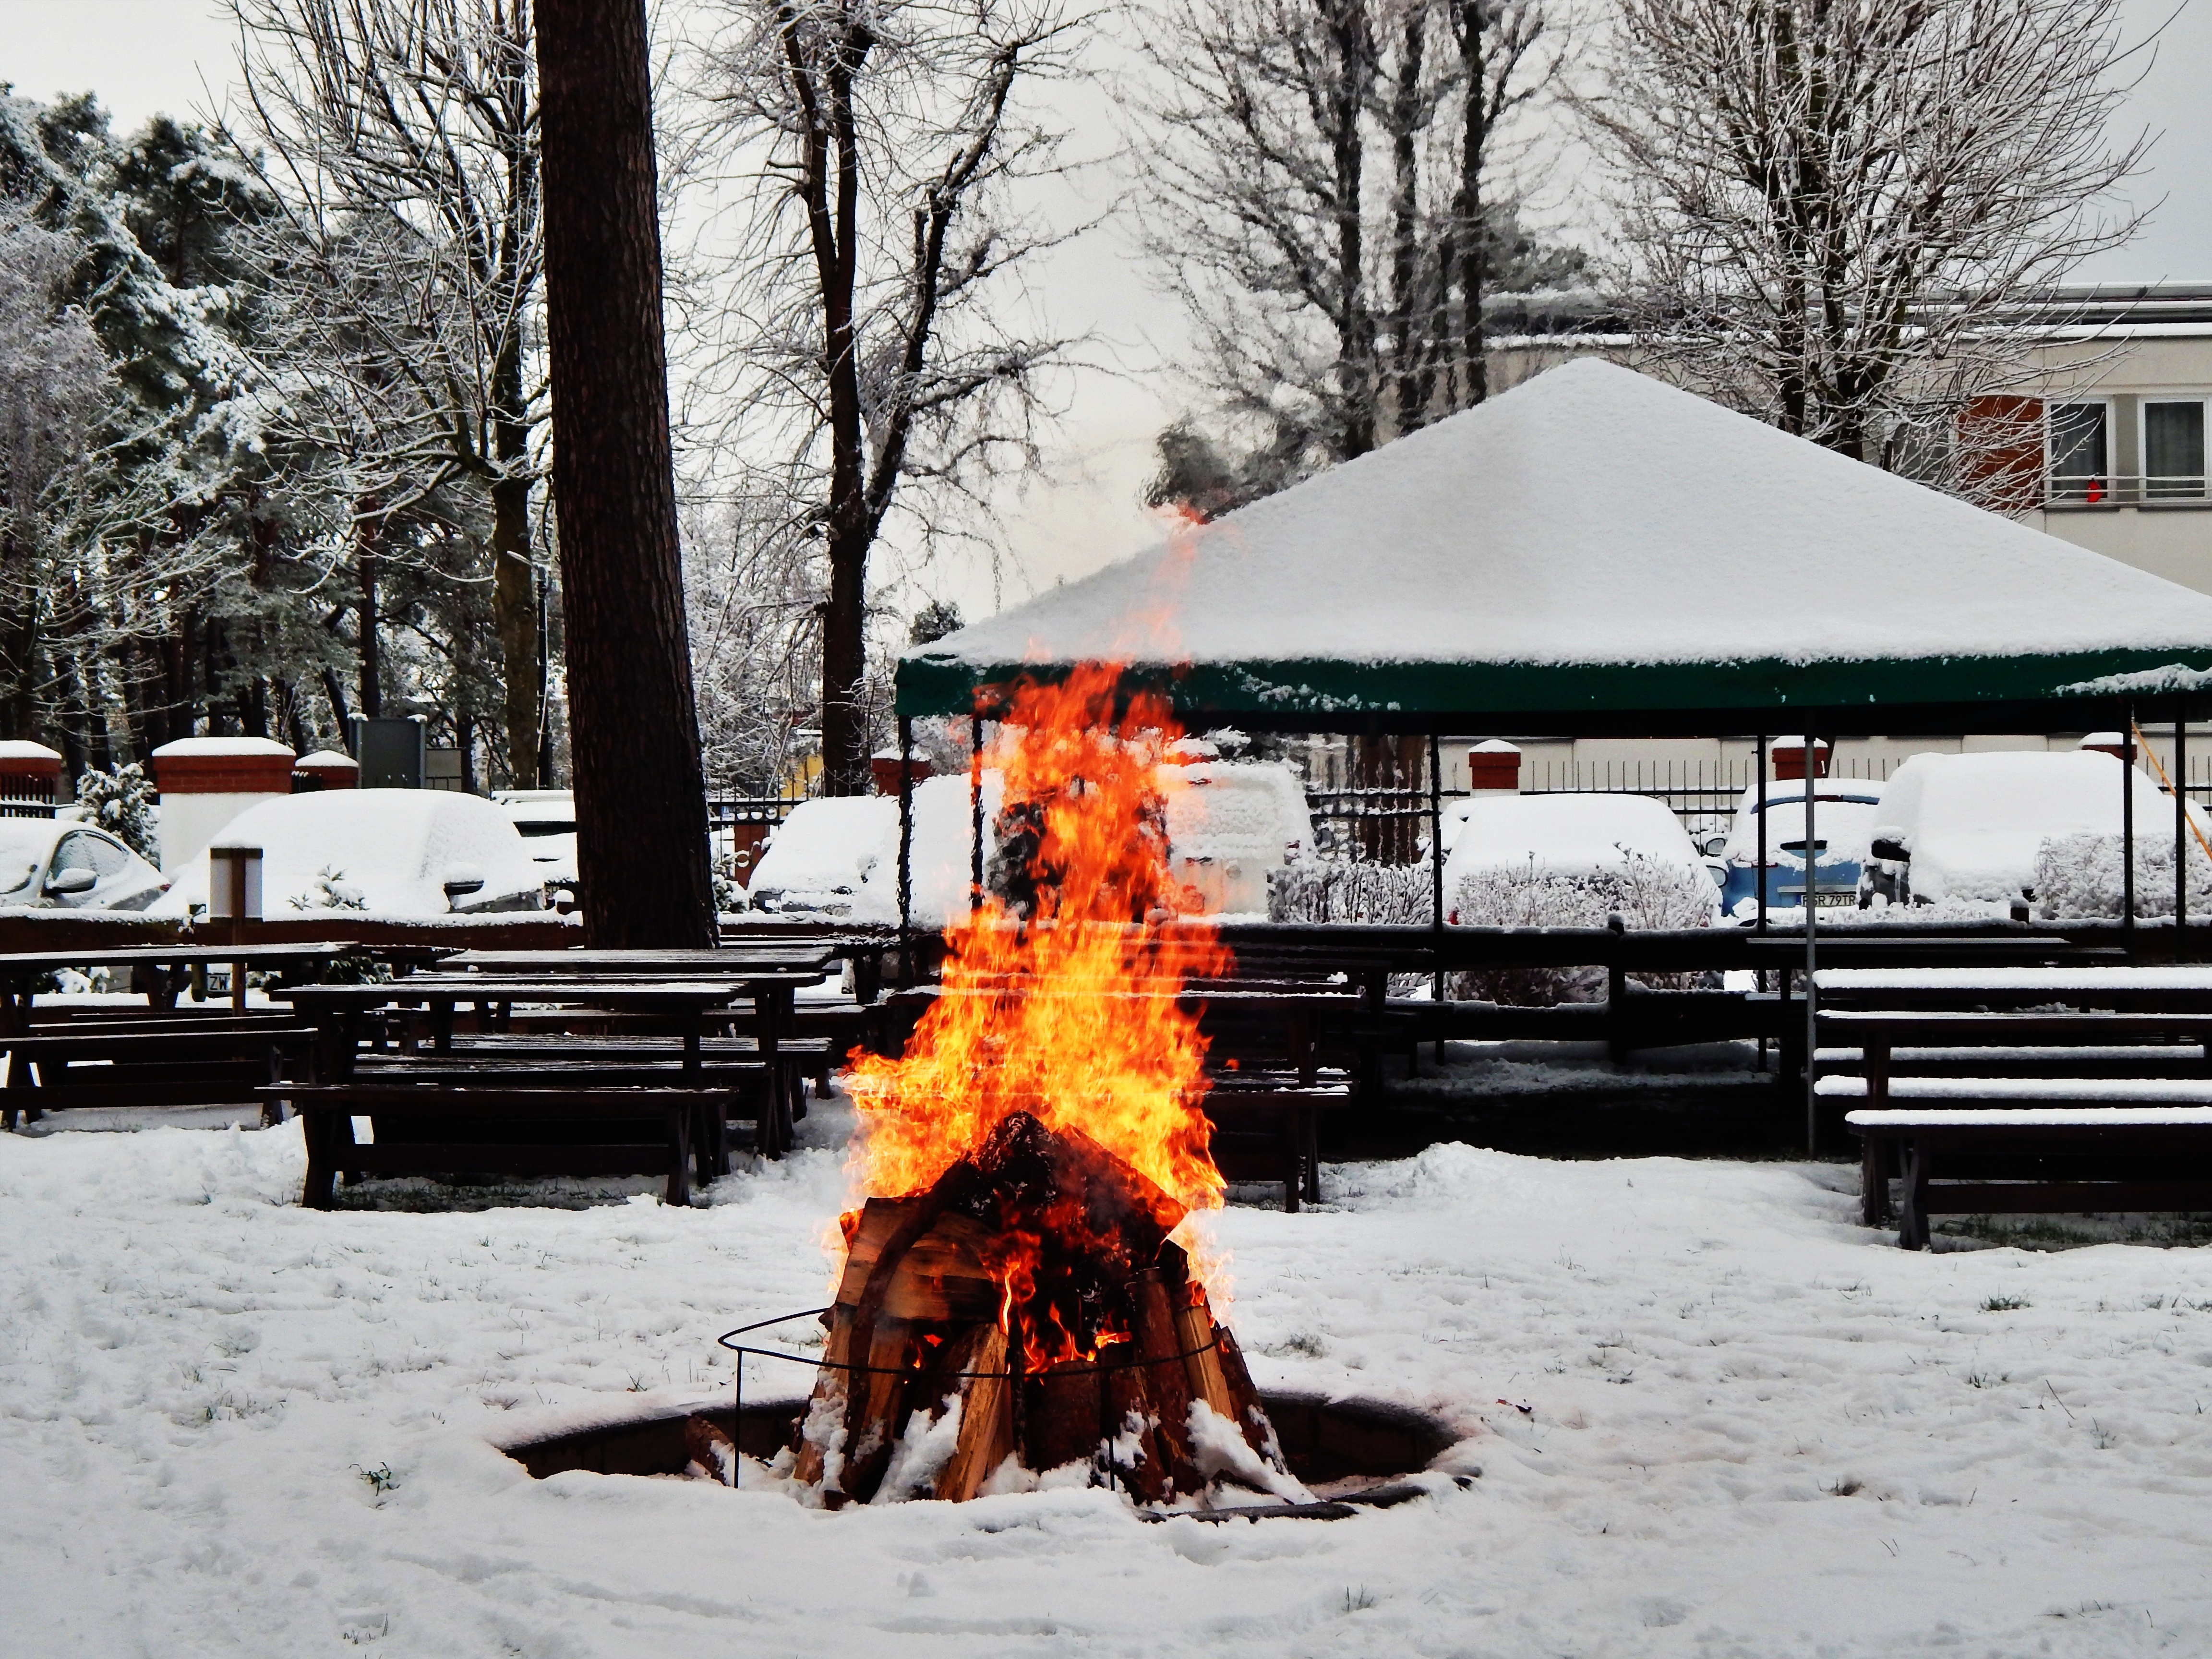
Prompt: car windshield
<box><xmin>513</xmin><ymin>821</ymin><xmax>576</xmax><ymax>838</ymax></box>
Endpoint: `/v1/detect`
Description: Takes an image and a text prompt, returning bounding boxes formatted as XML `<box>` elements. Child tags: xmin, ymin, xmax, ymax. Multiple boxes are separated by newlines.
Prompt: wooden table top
<box><xmin>447</xmin><ymin>946</ymin><xmax>840</xmax><ymax>975</ymax></box>
<box><xmin>278</xmin><ymin>978</ymin><xmax>745</xmax><ymax>1010</ymax></box>
<box><xmin>0</xmin><ymin>941</ymin><xmax>428</xmax><ymax>974</ymax></box>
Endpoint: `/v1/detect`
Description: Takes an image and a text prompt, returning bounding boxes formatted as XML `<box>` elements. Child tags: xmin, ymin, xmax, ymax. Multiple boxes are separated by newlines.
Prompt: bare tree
<box><xmin>685</xmin><ymin>0</ymin><xmax>1090</xmax><ymax>796</ymax></box>
<box><xmin>1585</xmin><ymin>0</ymin><xmax>2151</xmax><ymax>468</ymax></box>
<box><xmin>1135</xmin><ymin>0</ymin><xmax>1567</xmax><ymax>497</ymax></box>
<box><xmin>222</xmin><ymin>0</ymin><xmax>550</xmax><ymax>783</ymax></box>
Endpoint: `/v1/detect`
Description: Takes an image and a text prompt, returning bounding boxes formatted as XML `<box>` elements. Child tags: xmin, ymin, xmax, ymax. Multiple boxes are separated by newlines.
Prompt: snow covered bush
<box><xmin>74</xmin><ymin>762</ymin><xmax>155</xmax><ymax>859</ymax></box>
<box><xmin>1452</xmin><ymin>850</ymin><xmax>1714</xmax><ymax>933</ymax></box>
<box><xmin>1448</xmin><ymin>852</ymin><xmax>1715</xmax><ymax>1004</ymax></box>
<box><xmin>1267</xmin><ymin>859</ymin><xmax>1433</xmax><ymax>925</ymax></box>
<box><xmin>287</xmin><ymin>866</ymin><xmax>368</xmax><ymax>911</ymax></box>
<box><xmin>2032</xmin><ymin>831</ymin><xmax>2212</xmax><ymax>920</ymax></box>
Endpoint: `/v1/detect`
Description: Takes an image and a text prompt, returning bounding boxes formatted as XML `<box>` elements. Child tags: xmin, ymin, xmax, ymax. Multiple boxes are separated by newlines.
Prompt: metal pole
<box><xmin>969</xmin><ymin>710</ymin><xmax>986</xmax><ymax>910</ymax></box>
<box><xmin>1804</xmin><ymin>738</ymin><xmax>1818</xmax><ymax>1154</ymax></box>
<box><xmin>897</xmin><ymin>714</ymin><xmax>914</xmax><ymax>968</ymax></box>
<box><xmin>2123</xmin><ymin>708</ymin><xmax>2136</xmax><ymax>939</ymax></box>
<box><xmin>1428</xmin><ymin>731</ymin><xmax>1445</xmax><ymax>1023</ymax></box>
<box><xmin>2178</xmin><ymin>709</ymin><xmax>2189</xmax><ymax>941</ymax></box>
<box><xmin>1755</xmin><ymin>736</ymin><xmax>1768</xmax><ymax>935</ymax></box>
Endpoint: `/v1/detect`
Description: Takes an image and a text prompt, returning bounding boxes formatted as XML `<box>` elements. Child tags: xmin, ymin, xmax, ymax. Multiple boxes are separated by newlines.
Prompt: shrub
<box><xmin>75</xmin><ymin>762</ymin><xmax>156</xmax><ymax>859</ymax></box>
<box><xmin>1267</xmin><ymin>859</ymin><xmax>1433</xmax><ymax>926</ymax></box>
<box><xmin>2033</xmin><ymin>831</ymin><xmax>2212</xmax><ymax>920</ymax></box>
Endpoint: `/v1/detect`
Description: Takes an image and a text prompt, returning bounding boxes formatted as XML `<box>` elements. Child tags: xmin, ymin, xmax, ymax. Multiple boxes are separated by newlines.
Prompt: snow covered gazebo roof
<box><xmin>898</xmin><ymin>361</ymin><xmax>2212</xmax><ymax>732</ymax></box>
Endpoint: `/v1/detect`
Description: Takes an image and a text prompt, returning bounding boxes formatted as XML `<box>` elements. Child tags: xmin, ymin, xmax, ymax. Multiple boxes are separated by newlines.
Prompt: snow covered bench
<box><xmin>1815</xmin><ymin>968</ymin><xmax>2212</xmax><ymax>1014</ymax></box>
<box><xmin>3</xmin><ymin>1024</ymin><xmax>317</xmax><ymax>1130</ymax></box>
<box><xmin>1202</xmin><ymin>1071</ymin><xmax>1354</xmax><ymax>1212</ymax></box>
<box><xmin>1844</xmin><ymin>1105</ymin><xmax>2212</xmax><ymax>1248</ymax></box>
<box><xmin>268</xmin><ymin>1083</ymin><xmax>716</xmax><ymax>1207</ymax></box>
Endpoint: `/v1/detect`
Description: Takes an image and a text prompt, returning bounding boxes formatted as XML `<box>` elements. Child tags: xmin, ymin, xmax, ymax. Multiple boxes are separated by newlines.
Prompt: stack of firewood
<box><xmin>791</xmin><ymin>1112</ymin><xmax>1291</xmax><ymax>1506</ymax></box>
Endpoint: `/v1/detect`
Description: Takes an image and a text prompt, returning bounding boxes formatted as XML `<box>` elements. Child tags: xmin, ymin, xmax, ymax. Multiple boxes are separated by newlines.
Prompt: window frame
<box><xmin>2139</xmin><ymin>394</ymin><xmax>2211</xmax><ymax>504</ymax></box>
<box><xmin>2045</xmin><ymin>397</ymin><xmax>2115</xmax><ymax>505</ymax></box>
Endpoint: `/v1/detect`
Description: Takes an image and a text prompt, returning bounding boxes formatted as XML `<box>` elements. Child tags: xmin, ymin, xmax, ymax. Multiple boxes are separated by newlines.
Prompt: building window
<box><xmin>2143</xmin><ymin>399</ymin><xmax>2208</xmax><ymax>500</ymax></box>
<box><xmin>2048</xmin><ymin>401</ymin><xmax>2110</xmax><ymax>502</ymax></box>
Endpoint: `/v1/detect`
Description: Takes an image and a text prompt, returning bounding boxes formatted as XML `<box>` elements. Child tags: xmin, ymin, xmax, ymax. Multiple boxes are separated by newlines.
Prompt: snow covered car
<box><xmin>1440</xmin><ymin>792</ymin><xmax>1722</xmax><ymax>927</ymax></box>
<box><xmin>1859</xmin><ymin>749</ymin><xmax>2176</xmax><ymax>908</ymax></box>
<box><xmin>495</xmin><ymin>789</ymin><xmax>578</xmax><ymax>891</ymax></box>
<box><xmin>1709</xmin><ymin>780</ymin><xmax>1883</xmax><ymax>918</ymax></box>
<box><xmin>152</xmin><ymin>790</ymin><xmax>546</xmax><ymax>917</ymax></box>
<box><xmin>1157</xmin><ymin>759</ymin><xmax>1315</xmax><ymax>916</ymax></box>
<box><xmin>747</xmin><ymin>796</ymin><xmax>900</xmax><ymax>915</ymax></box>
<box><xmin>0</xmin><ymin>819</ymin><xmax>166</xmax><ymax>910</ymax></box>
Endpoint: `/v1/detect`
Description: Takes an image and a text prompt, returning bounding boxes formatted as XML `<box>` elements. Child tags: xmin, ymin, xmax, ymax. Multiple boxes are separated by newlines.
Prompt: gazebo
<box><xmin>891</xmin><ymin>360</ymin><xmax>2212</xmax><ymax>1138</ymax></box>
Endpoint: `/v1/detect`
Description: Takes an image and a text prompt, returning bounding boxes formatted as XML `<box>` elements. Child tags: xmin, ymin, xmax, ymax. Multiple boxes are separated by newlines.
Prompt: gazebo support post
<box><xmin>2178</xmin><ymin>708</ymin><xmax>2189</xmax><ymax>945</ymax></box>
<box><xmin>897</xmin><ymin>715</ymin><xmax>914</xmax><ymax>982</ymax></box>
<box><xmin>1755</xmin><ymin>736</ymin><xmax>1768</xmax><ymax>935</ymax></box>
<box><xmin>1757</xmin><ymin>734</ymin><xmax>1768</xmax><ymax>1071</ymax></box>
<box><xmin>2123</xmin><ymin>707</ymin><xmax>2136</xmax><ymax>940</ymax></box>
<box><xmin>1804</xmin><ymin>737</ymin><xmax>1819</xmax><ymax>1154</ymax></box>
<box><xmin>1429</xmin><ymin>731</ymin><xmax>1445</xmax><ymax>1058</ymax></box>
<box><xmin>969</xmin><ymin>710</ymin><xmax>985</xmax><ymax>912</ymax></box>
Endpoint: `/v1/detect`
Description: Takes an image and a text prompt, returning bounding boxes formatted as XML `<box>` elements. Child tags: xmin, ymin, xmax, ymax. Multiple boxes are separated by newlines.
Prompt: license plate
<box><xmin>1812</xmin><ymin>891</ymin><xmax>1853</xmax><ymax>908</ymax></box>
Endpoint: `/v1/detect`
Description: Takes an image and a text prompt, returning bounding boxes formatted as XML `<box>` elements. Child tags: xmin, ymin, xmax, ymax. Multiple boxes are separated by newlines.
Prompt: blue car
<box><xmin>1707</xmin><ymin>781</ymin><xmax>1883</xmax><ymax>920</ymax></box>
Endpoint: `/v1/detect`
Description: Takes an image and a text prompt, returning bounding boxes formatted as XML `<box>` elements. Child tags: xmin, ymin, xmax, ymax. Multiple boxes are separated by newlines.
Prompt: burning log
<box><xmin>793</xmin><ymin>1111</ymin><xmax>1290</xmax><ymax>1508</ymax></box>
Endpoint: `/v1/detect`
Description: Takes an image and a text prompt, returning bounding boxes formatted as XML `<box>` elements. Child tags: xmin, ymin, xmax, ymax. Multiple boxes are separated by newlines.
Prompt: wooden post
<box><xmin>897</xmin><ymin>713</ymin><xmax>914</xmax><ymax>973</ymax></box>
<box><xmin>1428</xmin><ymin>731</ymin><xmax>1444</xmax><ymax>1044</ymax></box>
<box><xmin>969</xmin><ymin>710</ymin><xmax>985</xmax><ymax>909</ymax></box>
<box><xmin>2123</xmin><ymin>707</ymin><xmax>2137</xmax><ymax>938</ymax></box>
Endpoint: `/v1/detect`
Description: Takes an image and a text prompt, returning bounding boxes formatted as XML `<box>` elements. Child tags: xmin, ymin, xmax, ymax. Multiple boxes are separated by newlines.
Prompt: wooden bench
<box><xmin>3</xmin><ymin>1025</ymin><xmax>316</xmax><ymax>1129</ymax></box>
<box><xmin>1202</xmin><ymin>1070</ymin><xmax>1354</xmax><ymax>1212</ymax></box>
<box><xmin>1846</xmin><ymin>1106</ymin><xmax>2212</xmax><ymax>1248</ymax></box>
<box><xmin>268</xmin><ymin>1083</ymin><xmax>714</xmax><ymax>1207</ymax></box>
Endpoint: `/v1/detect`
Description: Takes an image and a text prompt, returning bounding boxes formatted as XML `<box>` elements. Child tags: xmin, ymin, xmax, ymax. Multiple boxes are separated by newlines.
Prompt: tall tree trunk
<box><xmin>1328</xmin><ymin>0</ymin><xmax>1375</xmax><ymax>458</ymax></box>
<box><xmin>1386</xmin><ymin>4</ymin><xmax>1427</xmax><ymax>437</ymax></box>
<box><xmin>536</xmin><ymin>0</ymin><xmax>714</xmax><ymax>946</ymax></box>
<box><xmin>357</xmin><ymin>542</ymin><xmax>382</xmax><ymax>719</ymax></box>
<box><xmin>1455</xmin><ymin>0</ymin><xmax>1491</xmax><ymax>405</ymax></box>
<box><xmin>492</xmin><ymin>324</ymin><xmax>541</xmax><ymax>787</ymax></box>
<box><xmin>492</xmin><ymin>477</ymin><xmax>540</xmax><ymax>787</ymax></box>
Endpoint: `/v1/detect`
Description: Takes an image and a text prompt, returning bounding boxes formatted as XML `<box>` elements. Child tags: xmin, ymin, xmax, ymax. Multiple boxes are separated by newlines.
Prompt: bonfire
<box><xmin>793</xmin><ymin>664</ymin><xmax>1301</xmax><ymax>1508</ymax></box>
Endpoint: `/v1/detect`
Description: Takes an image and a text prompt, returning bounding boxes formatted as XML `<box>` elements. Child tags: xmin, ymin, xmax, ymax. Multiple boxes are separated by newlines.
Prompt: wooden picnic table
<box><xmin>280</xmin><ymin>977</ymin><xmax>741</xmax><ymax>1071</ymax></box>
<box><xmin>0</xmin><ymin>940</ymin><xmax>448</xmax><ymax>1027</ymax></box>
<box><xmin>275</xmin><ymin>978</ymin><xmax>758</xmax><ymax>1205</ymax></box>
<box><xmin>446</xmin><ymin>945</ymin><xmax>841</xmax><ymax>976</ymax></box>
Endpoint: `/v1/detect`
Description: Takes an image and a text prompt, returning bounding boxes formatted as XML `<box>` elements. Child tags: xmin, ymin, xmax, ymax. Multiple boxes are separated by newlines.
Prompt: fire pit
<box><xmin>502</xmin><ymin>1389</ymin><xmax>1467</xmax><ymax>1519</ymax></box>
<box><xmin>522</xmin><ymin>664</ymin><xmax>1450</xmax><ymax>1516</ymax></box>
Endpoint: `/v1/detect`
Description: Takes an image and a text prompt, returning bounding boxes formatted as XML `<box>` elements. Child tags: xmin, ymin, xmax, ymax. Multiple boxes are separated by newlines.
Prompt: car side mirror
<box><xmin>443</xmin><ymin>878</ymin><xmax>486</xmax><ymax>899</ymax></box>
<box><xmin>1870</xmin><ymin>837</ymin><xmax>1909</xmax><ymax>863</ymax></box>
<box><xmin>45</xmin><ymin>866</ymin><xmax>97</xmax><ymax>895</ymax></box>
<box><xmin>1701</xmin><ymin>834</ymin><xmax>1727</xmax><ymax>857</ymax></box>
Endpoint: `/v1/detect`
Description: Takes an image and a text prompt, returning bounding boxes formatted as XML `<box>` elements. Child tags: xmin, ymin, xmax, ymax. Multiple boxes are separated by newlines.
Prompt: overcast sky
<box><xmin>5</xmin><ymin>0</ymin><xmax>2210</xmax><ymax>628</ymax></box>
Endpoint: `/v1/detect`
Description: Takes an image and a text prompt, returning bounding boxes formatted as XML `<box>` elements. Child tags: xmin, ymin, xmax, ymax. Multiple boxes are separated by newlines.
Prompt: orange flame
<box><xmin>843</xmin><ymin>661</ymin><xmax>1231</xmax><ymax>1261</ymax></box>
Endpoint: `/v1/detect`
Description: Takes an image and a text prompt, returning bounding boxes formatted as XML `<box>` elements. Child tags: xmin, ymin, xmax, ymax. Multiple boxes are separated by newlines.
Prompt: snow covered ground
<box><xmin>7</xmin><ymin>1097</ymin><xmax>2212</xmax><ymax>1656</ymax></box>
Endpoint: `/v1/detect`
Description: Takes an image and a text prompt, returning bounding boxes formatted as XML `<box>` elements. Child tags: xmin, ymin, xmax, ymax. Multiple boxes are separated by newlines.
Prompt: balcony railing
<box><xmin>2046</xmin><ymin>473</ymin><xmax>2210</xmax><ymax>507</ymax></box>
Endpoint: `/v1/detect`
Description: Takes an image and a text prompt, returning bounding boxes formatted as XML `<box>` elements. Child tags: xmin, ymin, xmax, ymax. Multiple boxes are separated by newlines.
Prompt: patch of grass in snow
<box><xmin>1823</xmin><ymin>1476</ymin><xmax>1863</xmax><ymax>1497</ymax></box>
<box><xmin>1937</xmin><ymin>1211</ymin><xmax>2212</xmax><ymax>1250</ymax></box>
<box><xmin>1964</xmin><ymin>1369</ymin><xmax>2008</xmax><ymax>1389</ymax></box>
<box><xmin>322</xmin><ymin>1173</ymin><xmax>669</xmax><ymax>1212</ymax></box>
<box><xmin>1980</xmin><ymin>1293</ymin><xmax>2030</xmax><ymax>1312</ymax></box>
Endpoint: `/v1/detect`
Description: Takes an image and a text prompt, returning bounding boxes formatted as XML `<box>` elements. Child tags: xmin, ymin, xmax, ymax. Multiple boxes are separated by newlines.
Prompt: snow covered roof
<box><xmin>293</xmin><ymin>748</ymin><xmax>359</xmax><ymax>770</ymax></box>
<box><xmin>0</xmin><ymin>740</ymin><xmax>60</xmax><ymax>761</ymax></box>
<box><xmin>151</xmin><ymin>736</ymin><xmax>295</xmax><ymax>758</ymax></box>
<box><xmin>899</xmin><ymin>360</ymin><xmax>2212</xmax><ymax>724</ymax></box>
